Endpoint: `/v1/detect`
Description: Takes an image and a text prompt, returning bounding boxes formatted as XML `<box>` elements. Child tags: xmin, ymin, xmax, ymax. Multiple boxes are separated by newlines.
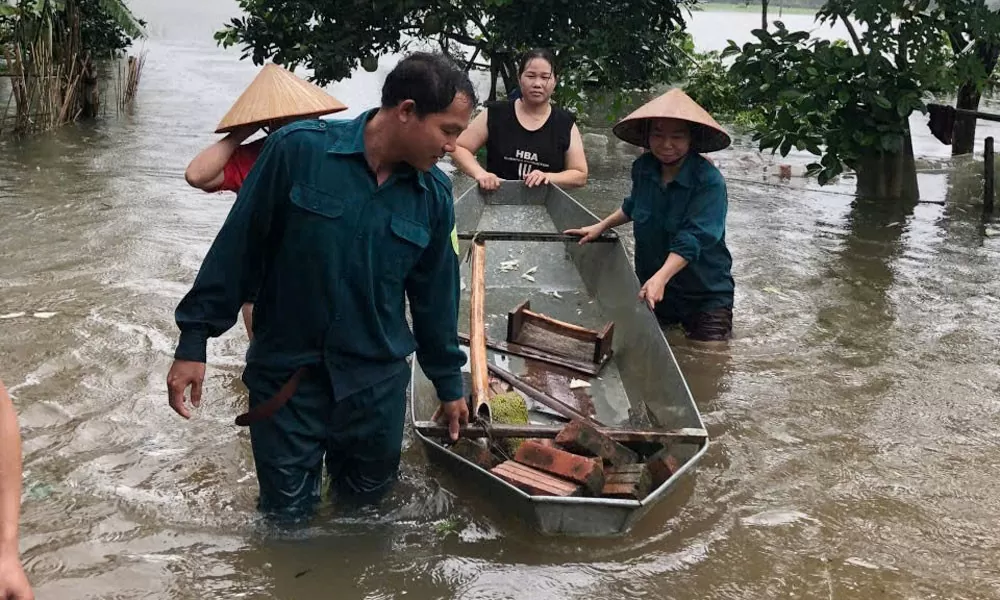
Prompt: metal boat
<box><xmin>407</xmin><ymin>180</ymin><xmax>708</xmax><ymax>537</ymax></box>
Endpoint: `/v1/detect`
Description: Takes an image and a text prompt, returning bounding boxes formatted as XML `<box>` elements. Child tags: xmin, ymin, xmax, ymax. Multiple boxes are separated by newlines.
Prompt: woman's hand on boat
<box><xmin>166</xmin><ymin>359</ymin><xmax>206</xmax><ymax>419</ymax></box>
<box><xmin>523</xmin><ymin>170</ymin><xmax>550</xmax><ymax>188</ymax></box>
<box><xmin>563</xmin><ymin>224</ymin><xmax>604</xmax><ymax>245</ymax></box>
<box><xmin>638</xmin><ymin>273</ymin><xmax>669</xmax><ymax>310</ymax></box>
<box><xmin>433</xmin><ymin>397</ymin><xmax>470</xmax><ymax>441</ymax></box>
<box><xmin>476</xmin><ymin>172</ymin><xmax>501</xmax><ymax>191</ymax></box>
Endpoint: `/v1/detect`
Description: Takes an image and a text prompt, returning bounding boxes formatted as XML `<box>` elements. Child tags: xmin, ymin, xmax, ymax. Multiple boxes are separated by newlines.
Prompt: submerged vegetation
<box><xmin>0</xmin><ymin>0</ymin><xmax>147</xmax><ymax>137</ymax></box>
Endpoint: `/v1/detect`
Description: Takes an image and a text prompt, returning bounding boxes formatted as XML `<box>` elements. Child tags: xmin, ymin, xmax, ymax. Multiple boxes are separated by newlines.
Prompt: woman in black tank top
<box><xmin>451</xmin><ymin>49</ymin><xmax>589</xmax><ymax>191</ymax></box>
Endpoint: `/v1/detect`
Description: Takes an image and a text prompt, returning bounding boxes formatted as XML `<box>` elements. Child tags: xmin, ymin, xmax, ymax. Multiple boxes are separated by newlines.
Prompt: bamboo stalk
<box><xmin>470</xmin><ymin>239</ymin><xmax>490</xmax><ymax>422</ymax></box>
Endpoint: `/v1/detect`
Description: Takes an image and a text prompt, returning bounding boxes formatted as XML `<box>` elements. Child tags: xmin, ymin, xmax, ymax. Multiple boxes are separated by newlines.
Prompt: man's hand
<box><xmin>166</xmin><ymin>360</ymin><xmax>207</xmax><ymax>419</ymax></box>
<box><xmin>563</xmin><ymin>223</ymin><xmax>605</xmax><ymax>245</ymax></box>
<box><xmin>0</xmin><ymin>554</ymin><xmax>33</xmax><ymax>600</ymax></box>
<box><xmin>638</xmin><ymin>272</ymin><xmax>670</xmax><ymax>310</ymax></box>
<box><xmin>475</xmin><ymin>171</ymin><xmax>501</xmax><ymax>191</ymax></box>
<box><xmin>431</xmin><ymin>398</ymin><xmax>470</xmax><ymax>442</ymax></box>
<box><xmin>523</xmin><ymin>170</ymin><xmax>550</xmax><ymax>188</ymax></box>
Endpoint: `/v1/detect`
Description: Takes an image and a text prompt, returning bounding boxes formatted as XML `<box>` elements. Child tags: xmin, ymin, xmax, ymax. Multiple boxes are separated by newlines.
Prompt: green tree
<box><xmin>214</xmin><ymin>0</ymin><xmax>694</xmax><ymax>123</ymax></box>
<box><xmin>724</xmin><ymin>1</ymin><xmax>953</xmax><ymax>198</ymax></box>
<box><xmin>1</xmin><ymin>0</ymin><xmax>144</xmax><ymax>58</ymax></box>
<box><xmin>935</xmin><ymin>0</ymin><xmax>1000</xmax><ymax>155</ymax></box>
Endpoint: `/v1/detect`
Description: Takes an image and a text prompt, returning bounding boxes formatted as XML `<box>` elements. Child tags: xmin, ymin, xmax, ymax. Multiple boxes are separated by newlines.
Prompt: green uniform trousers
<box><xmin>245</xmin><ymin>365</ymin><xmax>410</xmax><ymax>517</ymax></box>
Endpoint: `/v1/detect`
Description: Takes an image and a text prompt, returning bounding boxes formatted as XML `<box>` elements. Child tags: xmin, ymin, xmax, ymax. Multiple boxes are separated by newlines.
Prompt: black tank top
<box><xmin>484</xmin><ymin>100</ymin><xmax>576</xmax><ymax>180</ymax></box>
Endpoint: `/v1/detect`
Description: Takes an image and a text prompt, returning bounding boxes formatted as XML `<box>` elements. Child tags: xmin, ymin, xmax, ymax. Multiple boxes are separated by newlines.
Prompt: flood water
<box><xmin>2</xmin><ymin>2</ymin><xmax>1000</xmax><ymax>598</ymax></box>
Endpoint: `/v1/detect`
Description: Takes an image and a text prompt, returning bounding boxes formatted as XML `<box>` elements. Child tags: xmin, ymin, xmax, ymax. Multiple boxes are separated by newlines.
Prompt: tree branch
<box><xmin>837</xmin><ymin>14</ymin><xmax>865</xmax><ymax>58</ymax></box>
<box><xmin>464</xmin><ymin>46</ymin><xmax>482</xmax><ymax>72</ymax></box>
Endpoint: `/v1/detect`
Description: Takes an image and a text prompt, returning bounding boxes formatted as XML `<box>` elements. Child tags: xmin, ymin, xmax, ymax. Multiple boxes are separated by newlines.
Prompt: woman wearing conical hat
<box><xmin>185</xmin><ymin>63</ymin><xmax>347</xmax><ymax>195</ymax></box>
<box><xmin>184</xmin><ymin>63</ymin><xmax>347</xmax><ymax>339</ymax></box>
<box><xmin>565</xmin><ymin>88</ymin><xmax>735</xmax><ymax>342</ymax></box>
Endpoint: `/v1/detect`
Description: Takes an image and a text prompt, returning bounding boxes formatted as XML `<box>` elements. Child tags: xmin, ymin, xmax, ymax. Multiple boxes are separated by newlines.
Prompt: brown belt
<box><xmin>234</xmin><ymin>367</ymin><xmax>309</xmax><ymax>427</ymax></box>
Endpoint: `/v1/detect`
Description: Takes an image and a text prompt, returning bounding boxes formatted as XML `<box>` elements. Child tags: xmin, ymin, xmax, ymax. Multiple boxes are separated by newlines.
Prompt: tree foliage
<box><xmin>723</xmin><ymin>1</ymin><xmax>954</xmax><ymax>185</ymax></box>
<box><xmin>0</xmin><ymin>0</ymin><xmax>145</xmax><ymax>58</ymax></box>
<box><xmin>681</xmin><ymin>49</ymin><xmax>764</xmax><ymax>130</ymax></box>
<box><xmin>214</xmin><ymin>0</ymin><xmax>695</xmax><ymax>122</ymax></box>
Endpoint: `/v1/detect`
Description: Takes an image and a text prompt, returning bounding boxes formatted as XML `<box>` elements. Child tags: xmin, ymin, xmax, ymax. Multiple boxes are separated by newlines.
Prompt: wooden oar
<box><xmin>412</xmin><ymin>421</ymin><xmax>708</xmax><ymax>446</ymax></box>
<box><xmin>469</xmin><ymin>239</ymin><xmax>491</xmax><ymax>423</ymax></box>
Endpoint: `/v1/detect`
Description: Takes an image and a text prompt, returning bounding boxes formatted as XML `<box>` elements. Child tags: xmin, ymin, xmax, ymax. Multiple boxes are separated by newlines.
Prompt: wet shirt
<box><xmin>217</xmin><ymin>137</ymin><xmax>266</xmax><ymax>193</ymax></box>
<box><xmin>622</xmin><ymin>152</ymin><xmax>734</xmax><ymax>319</ymax></box>
<box><xmin>174</xmin><ymin>110</ymin><xmax>467</xmax><ymax>403</ymax></box>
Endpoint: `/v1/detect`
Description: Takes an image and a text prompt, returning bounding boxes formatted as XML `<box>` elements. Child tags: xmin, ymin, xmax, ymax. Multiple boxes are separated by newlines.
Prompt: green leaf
<box><xmin>778</xmin><ymin>89</ymin><xmax>806</xmax><ymax>102</ymax></box>
<box><xmin>780</xmin><ymin>138</ymin><xmax>793</xmax><ymax>157</ymax></box>
<box><xmin>97</xmin><ymin>0</ymin><xmax>146</xmax><ymax>39</ymax></box>
<box><xmin>873</xmin><ymin>95</ymin><xmax>892</xmax><ymax>110</ymax></box>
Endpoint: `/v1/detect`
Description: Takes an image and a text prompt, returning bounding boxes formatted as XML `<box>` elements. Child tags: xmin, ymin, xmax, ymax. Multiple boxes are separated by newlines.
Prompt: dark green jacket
<box><xmin>174</xmin><ymin>110</ymin><xmax>467</xmax><ymax>402</ymax></box>
<box><xmin>622</xmin><ymin>152</ymin><xmax>734</xmax><ymax>319</ymax></box>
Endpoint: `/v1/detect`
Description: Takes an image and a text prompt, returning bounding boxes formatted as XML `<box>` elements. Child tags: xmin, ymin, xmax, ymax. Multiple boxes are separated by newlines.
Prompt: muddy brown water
<box><xmin>2</xmin><ymin>2</ymin><xmax>1000</xmax><ymax>598</ymax></box>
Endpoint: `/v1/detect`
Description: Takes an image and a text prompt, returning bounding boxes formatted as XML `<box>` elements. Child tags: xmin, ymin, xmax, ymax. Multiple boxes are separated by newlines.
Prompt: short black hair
<box><xmin>381</xmin><ymin>52</ymin><xmax>477</xmax><ymax>117</ymax></box>
<box><xmin>518</xmin><ymin>48</ymin><xmax>557</xmax><ymax>77</ymax></box>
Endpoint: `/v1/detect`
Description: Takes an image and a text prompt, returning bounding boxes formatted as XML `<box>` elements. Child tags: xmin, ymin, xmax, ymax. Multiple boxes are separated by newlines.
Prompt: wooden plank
<box><xmin>491</xmin><ymin>460</ymin><xmax>583</xmax><ymax>496</ymax></box>
<box><xmin>594</xmin><ymin>321</ymin><xmax>615</xmax><ymax>365</ymax></box>
<box><xmin>457</xmin><ymin>231</ymin><xmax>619</xmax><ymax>243</ymax></box>
<box><xmin>986</xmin><ymin>137</ymin><xmax>995</xmax><ymax>215</ymax></box>
<box><xmin>514</xmin><ymin>323</ymin><xmax>596</xmax><ymax>363</ymax></box>
<box><xmin>514</xmin><ymin>440</ymin><xmax>605</xmax><ymax>495</ymax></box>
<box><xmin>413</xmin><ymin>421</ymin><xmax>708</xmax><ymax>446</ymax></box>
<box><xmin>521</xmin><ymin>304</ymin><xmax>599</xmax><ymax>343</ymax></box>
<box><xmin>457</xmin><ymin>332</ymin><xmax>601</xmax><ymax>376</ymax></box>
<box><xmin>506</xmin><ymin>301</ymin><xmax>613</xmax><ymax>368</ymax></box>
<box><xmin>470</xmin><ymin>239</ymin><xmax>490</xmax><ymax>422</ymax></box>
<box><xmin>954</xmin><ymin>107</ymin><xmax>1000</xmax><ymax>124</ymax></box>
<box><xmin>485</xmin><ymin>362</ymin><xmax>603</xmax><ymax>426</ymax></box>
<box><xmin>507</xmin><ymin>300</ymin><xmax>530</xmax><ymax>349</ymax></box>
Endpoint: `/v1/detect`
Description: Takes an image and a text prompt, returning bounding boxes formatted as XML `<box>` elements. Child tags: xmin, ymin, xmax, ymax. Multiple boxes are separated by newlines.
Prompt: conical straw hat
<box><xmin>215</xmin><ymin>63</ymin><xmax>348</xmax><ymax>134</ymax></box>
<box><xmin>612</xmin><ymin>88</ymin><xmax>731</xmax><ymax>153</ymax></box>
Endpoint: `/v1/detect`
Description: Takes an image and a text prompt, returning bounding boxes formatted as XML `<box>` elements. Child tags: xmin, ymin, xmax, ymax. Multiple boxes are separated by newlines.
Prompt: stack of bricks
<box><xmin>452</xmin><ymin>419</ymin><xmax>685</xmax><ymax>499</ymax></box>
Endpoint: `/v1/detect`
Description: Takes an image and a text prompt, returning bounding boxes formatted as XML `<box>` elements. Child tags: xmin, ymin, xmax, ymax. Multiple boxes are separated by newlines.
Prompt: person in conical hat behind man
<box><xmin>184</xmin><ymin>63</ymin><xmax>348</xmax><ymax>339</ymax></box>
<box><xmin>564</xmin><ymin>88</ymin><xmax>736</xmax><ymax>342</ymax></box>
<box><xmin>185</xmin><ymin>63</ymin><xmax>348</xmax><ymax>195</ymax></box>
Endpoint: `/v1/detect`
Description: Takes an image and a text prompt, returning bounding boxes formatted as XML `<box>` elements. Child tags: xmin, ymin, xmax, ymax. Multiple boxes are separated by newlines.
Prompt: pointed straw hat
<box><xmin>214</xmin><ymin>63</ymin><xmax>348</xmax><ymax>134</ymax></box>
<box><xmin>612</xmin><ymin>88</ymin><xmax>732</xmax><ymax>153</ymax></box>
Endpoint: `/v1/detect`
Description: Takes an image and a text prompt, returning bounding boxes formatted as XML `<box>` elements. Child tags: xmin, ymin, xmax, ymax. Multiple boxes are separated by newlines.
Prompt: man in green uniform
<box><xmin>165</xmin><ymin>52</ymin><xmax>475</xmax><ymax>517</ymax></box>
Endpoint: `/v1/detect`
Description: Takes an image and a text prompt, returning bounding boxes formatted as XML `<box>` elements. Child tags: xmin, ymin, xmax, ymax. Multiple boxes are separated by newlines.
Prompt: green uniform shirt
<box><xmin>174</xmin><ymin>110</ymin><xmax>467</xmax><ymax>402</ymax></box>
<box><xmin>622</xmin><ymin>152</ymin><xmax>735</xmax><ymax>320</ymax></box>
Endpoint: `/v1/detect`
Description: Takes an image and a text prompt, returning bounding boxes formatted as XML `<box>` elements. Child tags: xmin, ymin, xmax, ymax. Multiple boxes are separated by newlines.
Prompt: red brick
<box><xmin>646</xmin><ymin>447</ymin><xmax>682</xmax><ymax>489</ymax></box>
<box><xmin>514</xmin><ymin>439</ymin><xmax>605</xmax><ymax>494</ymax></box>
<box><xmin>491</xmin><ymin>460</ymin><xmax>583</xmax><ymax>497</ymax></box>
<box><xmin>601</xmin><ymin>464</ymin><xmax>652</xmax><ymax>500</ymax></box>
<box><xmin>554</xmin><ymin>419</ymin><xmax>639</xmax><ymax>466</ymax></box>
